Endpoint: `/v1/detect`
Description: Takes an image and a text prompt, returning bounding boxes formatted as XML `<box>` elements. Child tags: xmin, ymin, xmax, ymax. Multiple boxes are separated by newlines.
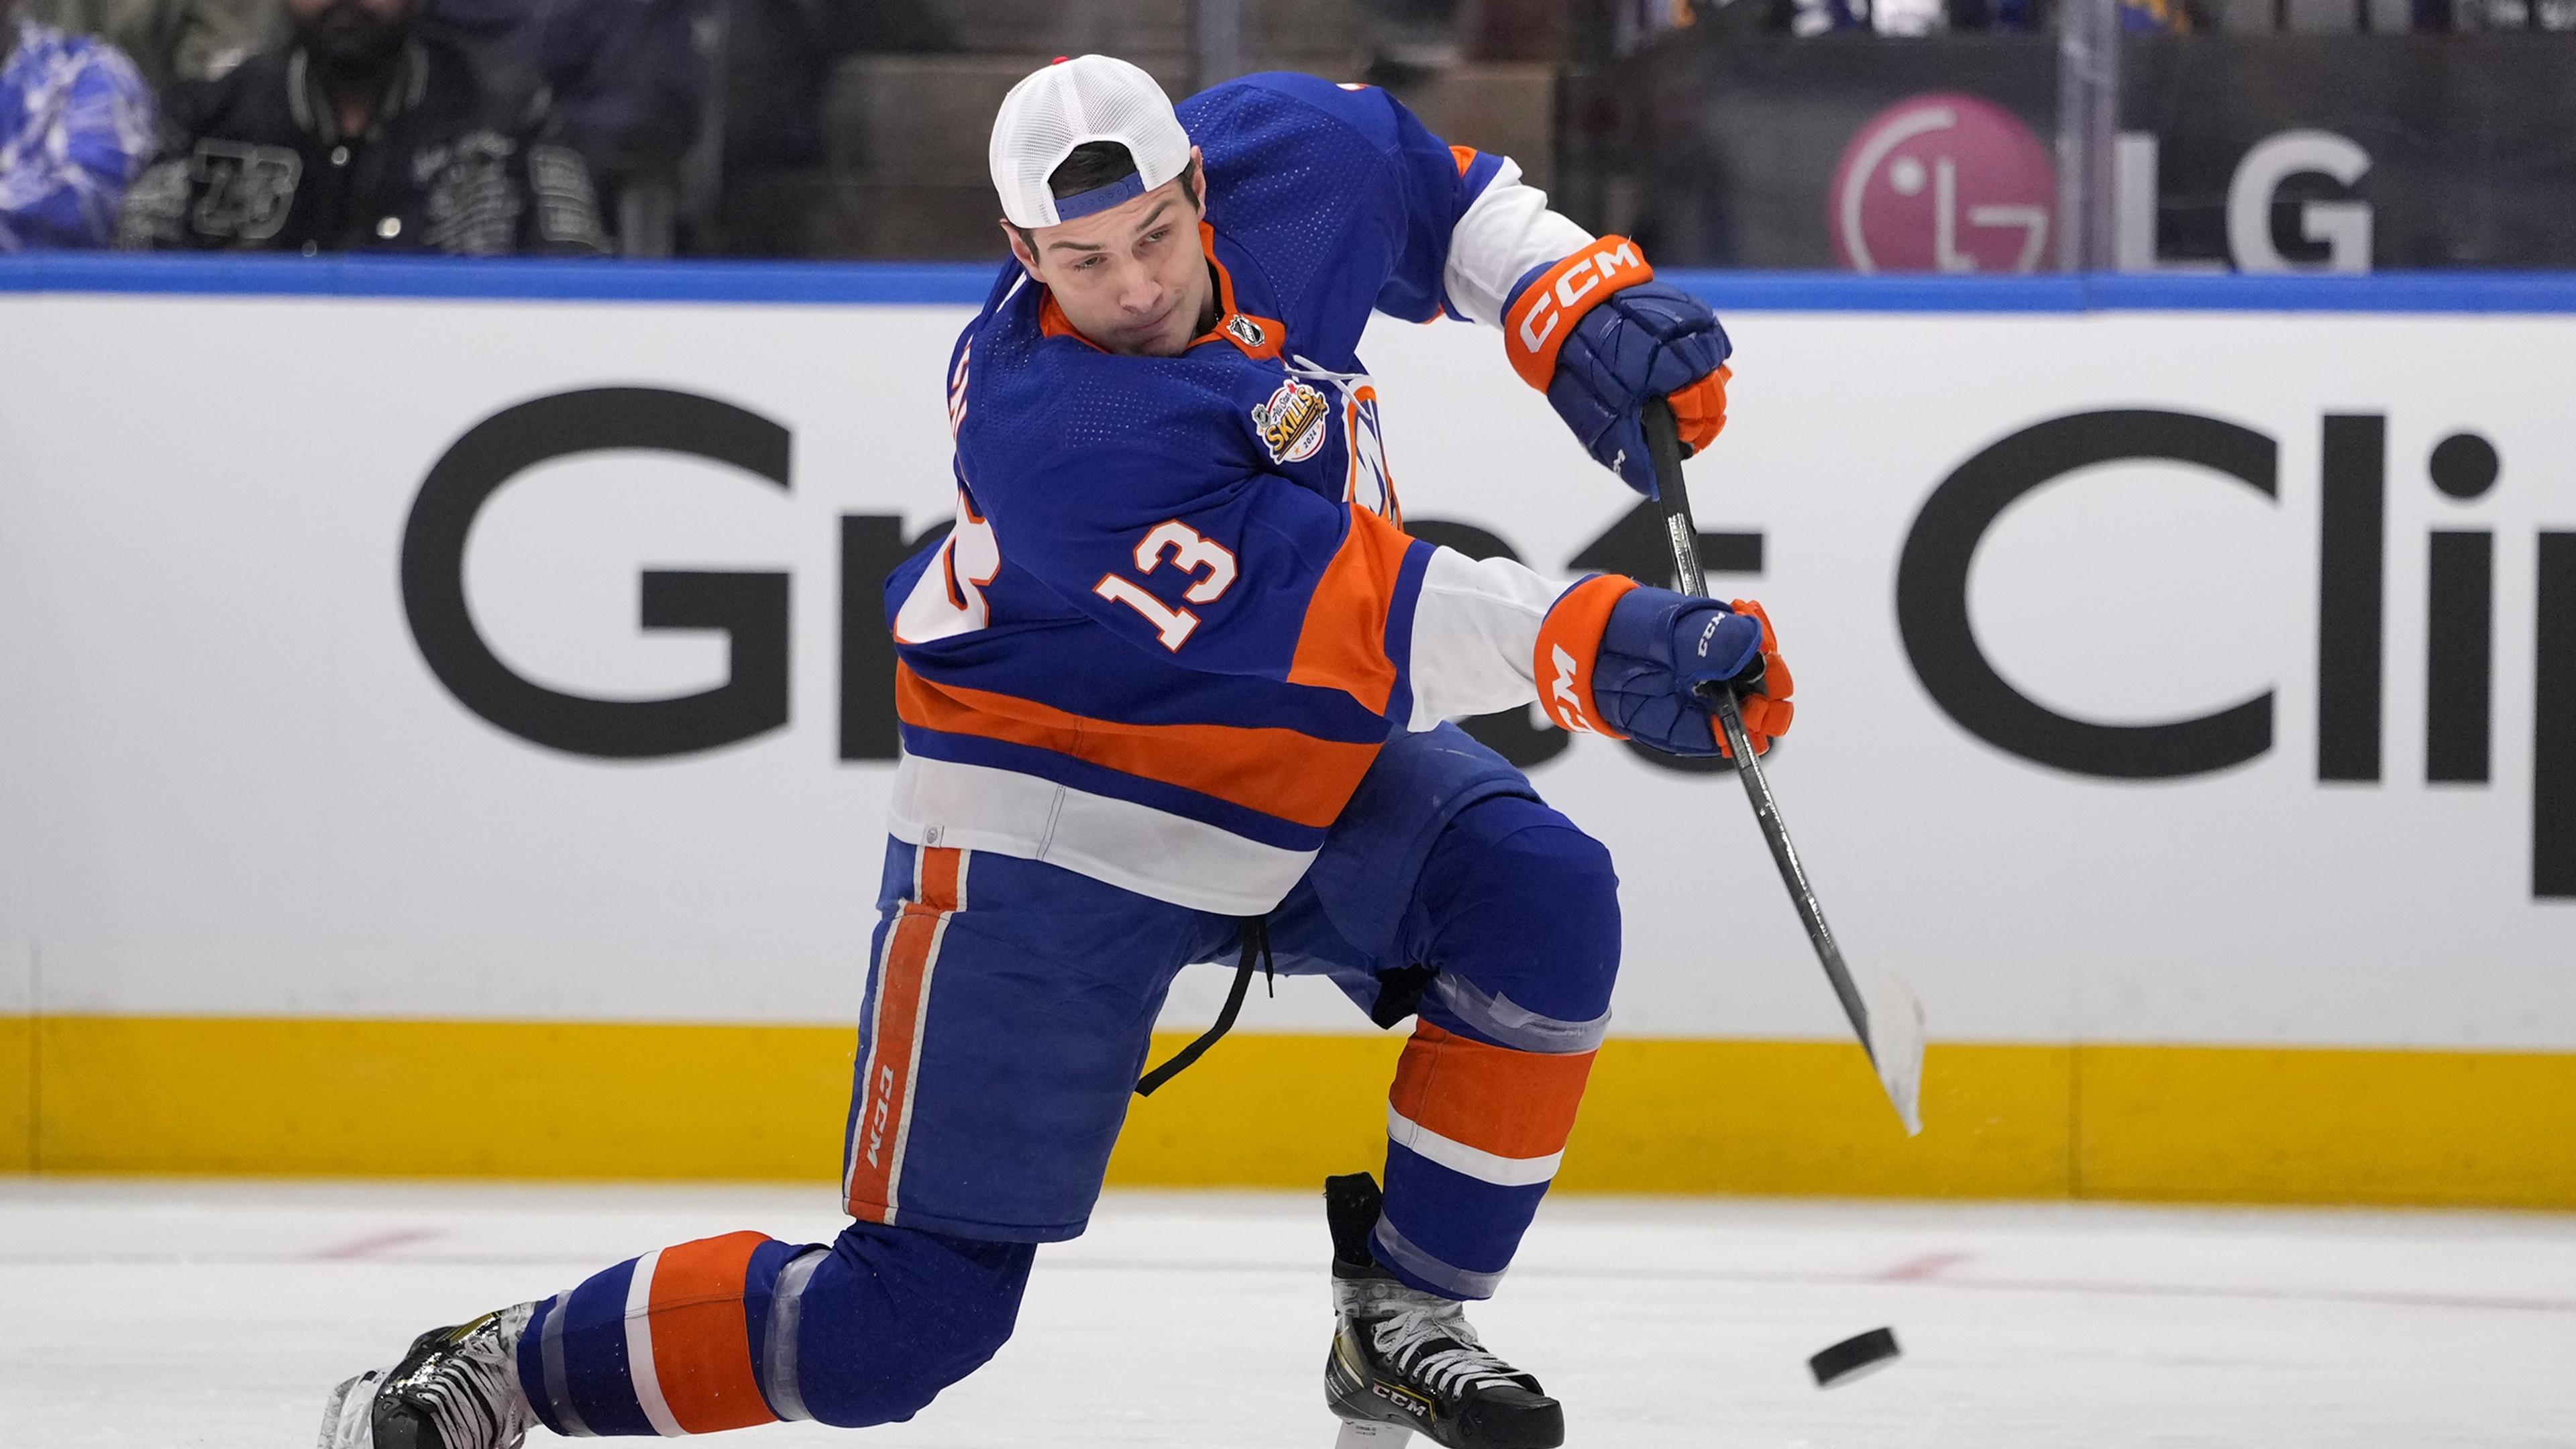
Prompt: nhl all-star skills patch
<box><xmin>1252</xmin><ymin>378</ymin><xmax>1328</xmax><ymax>464</ymax></box>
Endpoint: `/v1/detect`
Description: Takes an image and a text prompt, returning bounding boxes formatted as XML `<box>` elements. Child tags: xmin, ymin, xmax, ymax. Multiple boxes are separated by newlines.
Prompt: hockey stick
<box><xmin>1643</xmin><ymin>400</ymin><xmax>1925</xmax><ymax>1136</ymax></box>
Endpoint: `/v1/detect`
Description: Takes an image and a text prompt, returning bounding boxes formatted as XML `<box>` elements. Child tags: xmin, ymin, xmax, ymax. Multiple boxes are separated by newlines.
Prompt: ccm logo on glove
<box><xmin>1535</xmin><ymin>576</ymin><xmax>1794</xmax><ymax>758</ymax></box>
<box><xmin>1503</xmin><ymin>237</ymin><xmax>1735</xmax><ymax>497</ymax></box>
<box><xmin>1505</xmin><ymin>236</ymin><xmax>1654</xmax><ymax>391</ymax></box>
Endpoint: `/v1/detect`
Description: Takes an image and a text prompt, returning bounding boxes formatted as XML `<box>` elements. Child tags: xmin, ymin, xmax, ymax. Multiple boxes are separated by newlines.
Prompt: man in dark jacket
<box><xmin>116</xmin><ymin>0</ymin><xmax>604</xmax><ymax>252</ymax></box>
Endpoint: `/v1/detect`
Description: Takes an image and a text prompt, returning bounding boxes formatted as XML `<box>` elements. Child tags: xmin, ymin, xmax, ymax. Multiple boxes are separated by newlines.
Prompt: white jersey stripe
<box><xmin>890</xmin><ymin>755</ymin><xmax>1316</xmax><ymax>916</ymax></box>
<box><xmin>621</xmin><ymin>1250</ymin><xmax>686</xmax><ymax>1437</ymax></box>
<box><xmin>1386</xmin><ymin>1104</ymin><xmax>1564</xmax><ymax>1188</ymax></box>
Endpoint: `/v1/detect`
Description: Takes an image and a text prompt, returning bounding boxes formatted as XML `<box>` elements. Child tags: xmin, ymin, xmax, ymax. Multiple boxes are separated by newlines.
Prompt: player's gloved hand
<box><xmin>1533</xmin><ymin>576</ymin><xmax>1794</xmax><ymax>758</ymax></box>
<box><xmin>1503</xmin><ymin>235</ymin><xmax>1733</xmax><ymax>498</ymax></box>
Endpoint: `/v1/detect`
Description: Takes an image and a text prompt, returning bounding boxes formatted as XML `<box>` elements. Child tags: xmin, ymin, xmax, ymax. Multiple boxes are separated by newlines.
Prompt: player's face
<box><xmin>1008</xmin><ymin>155</ymin><xmax>1212</xmax><ymax>359</ymax></box>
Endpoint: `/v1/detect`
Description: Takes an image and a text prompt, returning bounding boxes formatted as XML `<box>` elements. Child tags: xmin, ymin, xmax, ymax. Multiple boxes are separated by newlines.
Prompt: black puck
<box><xmin>1808</xmin><ymin>1326</ymin><xmax>1900</xmax><ymax>1388</ymax></box>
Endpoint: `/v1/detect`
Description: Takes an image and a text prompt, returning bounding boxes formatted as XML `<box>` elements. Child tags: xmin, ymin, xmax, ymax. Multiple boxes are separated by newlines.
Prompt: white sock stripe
<box><xmin>761</xmin><ymin>1248</ymin><xmax>828</xmax><ymax>1423</ymax></box>
<box><xmin>538</xmin><ymin>1290</ymin><xmax>595</xmax><ymax>1437</ymax></box>
<box><xmin>1370</xmin><ymin>1213</ymin><xmax>1509</xmax><ymax>1299</ymax></box>
<box><xmin>1427</xmin><ymin>975</ymin><xmax>1611</xmax><ymax>1055</ymax></box>
<box><xmin>621</xmin><ymin>1250</ymin><xmax>685</xmax><ymax>1438</ymax></box>
<box><xmin>880</xmin><ymin>910</ymin><xmax>951</xmax><ymax>1221</ymax></box>
<box><xmin>1386</xmin><ymin>1106</ymin><xmax>1564</xmax><ymax>1188</ymax></box>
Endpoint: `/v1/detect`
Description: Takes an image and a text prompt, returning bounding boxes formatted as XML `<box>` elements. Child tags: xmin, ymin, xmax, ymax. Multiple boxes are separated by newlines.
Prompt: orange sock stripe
<box><xmin>1388</xmin><ymin>1021</ymin><xmax>1597</xmax><ymax>1161</ymax></box>
<box><xmin>645</xmin><ymin>1232</ymin><xmax>777</xmax><ymax>1434</ymax></box>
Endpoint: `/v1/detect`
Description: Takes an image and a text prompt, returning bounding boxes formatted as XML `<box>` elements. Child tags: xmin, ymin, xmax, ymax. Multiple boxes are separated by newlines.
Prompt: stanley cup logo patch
<box><xmin>1252</xmin><ymin>379</ymin><xmax>1329</xmax><ymax>464</ymax></box>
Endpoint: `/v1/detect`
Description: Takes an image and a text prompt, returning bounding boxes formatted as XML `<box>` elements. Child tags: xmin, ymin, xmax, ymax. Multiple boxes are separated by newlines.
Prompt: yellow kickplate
<box><xmin>19</xmin><ymin>1016</ymin><xmax>2576</xmax><ymax>1209</ymax></box>
<box><xmin>1</xmin><ymin>1016</ymin><xmax>30</xmax><ymax>1173</ymax></box>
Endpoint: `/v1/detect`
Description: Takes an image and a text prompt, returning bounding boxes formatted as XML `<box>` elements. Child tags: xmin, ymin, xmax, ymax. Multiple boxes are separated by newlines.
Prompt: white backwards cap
<box><xmin>989</xmin><ymin>55</ymin><xmax>1193</xmax><ymax>229</ymax></box>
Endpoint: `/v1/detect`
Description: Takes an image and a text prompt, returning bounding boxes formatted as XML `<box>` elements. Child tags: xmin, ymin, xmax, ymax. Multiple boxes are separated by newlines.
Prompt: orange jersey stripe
<box><xmin>645</xmin><ymin>1232</ymin><xmax>776</xmax><ymax>1434</ymax></box>
<box><xmin>1285</xmin><ymin>506</ymin><xmax>1416</xmax><ymax>716</ymax></box>
<box><xmin>896</xmin><ymin>664</ymin><xmax>1379</xmax><ymax>830</ymax></box>
<box><xmin>1389</xmin><ymin>1021</ymin><xmax>1597</xmax><ymax>1161</ymax></box>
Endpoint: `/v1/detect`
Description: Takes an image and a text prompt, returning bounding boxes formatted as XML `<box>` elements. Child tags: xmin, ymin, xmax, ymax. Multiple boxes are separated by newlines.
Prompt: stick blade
<box><xmin>1860</xmin><ymin>965</ymin><xmax>1927</xmax><ymax>1136</ymax></box>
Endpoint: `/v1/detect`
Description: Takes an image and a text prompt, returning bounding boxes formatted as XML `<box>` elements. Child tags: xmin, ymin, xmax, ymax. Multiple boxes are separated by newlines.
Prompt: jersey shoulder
<box><xmin>1182</xmin><ymin>74</ymin><xmax>1462</xmax><ymax>341</ymax></box>
<box><xmin>1182</xmin><ymin>72</ymin><xmax>1422</xmax><ymax>170</ymax></box>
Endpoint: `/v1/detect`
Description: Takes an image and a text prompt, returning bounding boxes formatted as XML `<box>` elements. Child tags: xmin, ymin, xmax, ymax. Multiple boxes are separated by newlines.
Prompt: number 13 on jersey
<box><xmin>1093</xmin><ymin>521</ymin><xmax>1238</xmax><ymax>650</ymax></box>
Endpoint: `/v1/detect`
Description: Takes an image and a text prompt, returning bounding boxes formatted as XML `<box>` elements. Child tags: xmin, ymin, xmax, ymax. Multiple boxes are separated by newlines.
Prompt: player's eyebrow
<box><xmin>1046</xmin><ymin>197</ymin><xmax>1179</xmax><ymax>256</ymax></box>
<box><xmin>1126</xmin><ymin>199</ymin><xmax>1179</xmax><ymax>239</ymax></box>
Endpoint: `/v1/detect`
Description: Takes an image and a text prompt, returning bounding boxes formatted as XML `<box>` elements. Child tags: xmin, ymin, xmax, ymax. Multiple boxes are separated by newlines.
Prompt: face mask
<box><xmin>297</xmin><ymin>0</ymin><xmax>411</xmax><ymax>78</ymax></box>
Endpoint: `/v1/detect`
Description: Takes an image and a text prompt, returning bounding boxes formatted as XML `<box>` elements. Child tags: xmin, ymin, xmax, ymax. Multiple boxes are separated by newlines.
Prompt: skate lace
<box><xmin>1369</xmin><ymin>1301</ymin><xmax>1523</xmax><ymax>1400</ymax></box>
<box><xmin>390</xmin><ymin>1311</ymin><xmax>532</xmax><ymax>1449</ymax></box>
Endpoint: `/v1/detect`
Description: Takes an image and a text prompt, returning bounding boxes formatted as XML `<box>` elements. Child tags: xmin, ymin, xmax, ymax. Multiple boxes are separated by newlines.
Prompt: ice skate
<box><xmin>318</xmin><ymin>1303</ymin><xmax>535</xmax><ymax>1449</ymax></box>
<box><xmin>1322</xmin><ymin>1174</ymin><xmax>1564</xmax><ymax>1449</ymax></box>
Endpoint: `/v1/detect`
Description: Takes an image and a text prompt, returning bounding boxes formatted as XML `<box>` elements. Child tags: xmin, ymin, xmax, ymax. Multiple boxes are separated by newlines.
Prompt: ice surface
<box><xmin>1</xmin><ymin>1180</ymin><xmax>2571</xmax><ymax>1447</ymax></box>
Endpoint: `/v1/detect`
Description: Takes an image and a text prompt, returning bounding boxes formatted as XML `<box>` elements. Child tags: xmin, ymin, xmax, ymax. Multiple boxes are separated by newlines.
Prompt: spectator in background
<box><xmin>22</xmin><ymin>0</ymin><xmax>282</xmax><ymax>96</ymax></box>
<box><xmin>423</xmin><ymin>0</ymin><xmax>712</xmax><ymax>252</ymax></box>
<box><xmin>1359</xmin><ymin>0</ymin><xmax>1462</xmax><ymax>86</ymax></box>
<box><xmin>709</xmin><ymin>0</ymin><xmax>952</xmax><ymax>255</ymax></box>
<box><xmin>115</xmin><ymin>0</ymin><xmax>607</xmax><ymax>252</ymax></box>
<box><xmin>1</xmin><ymin>0</ymin><xmax>153</xmax><ymax>247</ymax></box>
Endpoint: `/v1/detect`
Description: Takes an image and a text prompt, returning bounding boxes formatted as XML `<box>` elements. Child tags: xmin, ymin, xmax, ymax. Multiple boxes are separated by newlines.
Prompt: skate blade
<box><xmin>1334</xmin><ymin>1419</ymin><xmax>1411</xmax><ymax>1446</ymax></box>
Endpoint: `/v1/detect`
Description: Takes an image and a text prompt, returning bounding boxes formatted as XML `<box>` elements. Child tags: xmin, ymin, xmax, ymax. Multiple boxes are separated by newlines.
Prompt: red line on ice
<box><xmin>1878</xmin><ymin>1250</ymin><xmax>1972</xmax><ymax>1281</ymax></box>
<box><xmin>314</xmin><ymin>1227</ymin><xmax>441</xmax><ymax>1260</ymax></box>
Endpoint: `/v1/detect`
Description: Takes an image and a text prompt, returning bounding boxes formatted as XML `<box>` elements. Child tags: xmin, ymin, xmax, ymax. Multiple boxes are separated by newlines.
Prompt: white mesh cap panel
<box><xmin>989</xmin><ymin>55</ymin><xmax>1193</xmax><ymax>229</ymax></box>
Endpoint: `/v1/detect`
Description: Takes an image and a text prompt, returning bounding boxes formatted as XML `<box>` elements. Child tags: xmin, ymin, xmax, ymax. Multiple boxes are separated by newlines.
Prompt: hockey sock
<box><xmin>518</xmin><ymin>1232</ymin><xmax>787</xmax><ymax>1436</ymax></box>
<box><xmin>515</xmin><ymin>1222</ymin><xmax>1033</xmax><ymax>1434</ymax></box>
<box><xmin>1375</xmin><ymin>1022</ymin><xmax>1597</xmax><ymax>1299</ymax></box>
<box><xmin>1372</xmin><ymin>794</ymin><xmax>1617</xmax><ymax>1300</ymax></box>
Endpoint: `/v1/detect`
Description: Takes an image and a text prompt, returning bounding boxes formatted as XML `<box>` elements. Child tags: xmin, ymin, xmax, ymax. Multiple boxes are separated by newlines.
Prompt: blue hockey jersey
<box><xmin>885</xmin><ymin>72</ymin><xmax>1590</xmax><ymax>914</ymax></box>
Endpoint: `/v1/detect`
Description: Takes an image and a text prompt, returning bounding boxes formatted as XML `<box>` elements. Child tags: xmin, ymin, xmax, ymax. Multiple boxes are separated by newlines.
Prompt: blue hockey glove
<box><xmin>1503</xmin><ymin>236</ymin><xmax>1733</xmax><ymax>498</ymax></box>
<box><xmin>1534</xmin><ymin>576</ymin><xmax>1794</xmax><ymax>757</ymax></box>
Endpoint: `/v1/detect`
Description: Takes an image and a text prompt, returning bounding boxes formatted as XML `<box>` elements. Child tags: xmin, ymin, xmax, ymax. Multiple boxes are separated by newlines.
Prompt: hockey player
<box><xmin>321</xmin><ymin>54</ymin><xmax>1790</xmax><ymax>1449</ymax></box>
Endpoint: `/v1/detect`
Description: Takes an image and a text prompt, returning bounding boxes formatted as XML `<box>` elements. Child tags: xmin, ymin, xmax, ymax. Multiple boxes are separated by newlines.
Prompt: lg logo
<box><xmin>2118</xmin><ymin>129</ymin><xmax>2374</xmax><ymax>274</ymax></box>
<box><xmin>1831</xmin><ymin>91</ymin><xmax>2379</xmax><ymax>275</ymax></box>
<box><xmin>1831</xmin><ymin>94</ymin><xmax>2055</xmax><ymax>276</ymax></box>
<box><xmin>1899</xmin><ymin>409</ymin><xmax>2575</xmax><ymax>898</ymax></box>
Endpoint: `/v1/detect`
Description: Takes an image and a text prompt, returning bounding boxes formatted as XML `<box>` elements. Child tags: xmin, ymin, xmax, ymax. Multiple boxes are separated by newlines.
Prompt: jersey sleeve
<box><xmin>1219</xmin><ymin>73</ymin><xmax>1589</xmax><ymax>327</ymax></box>
<box><xmin>981</xmin><ymin>433</ymin><xmax>1564</xmax><ymax>731</ymax></box>
<box><xmin>1436</xmin><ymin>152</ymin><xmax>1595</xmax><ymax>330</ymax></box>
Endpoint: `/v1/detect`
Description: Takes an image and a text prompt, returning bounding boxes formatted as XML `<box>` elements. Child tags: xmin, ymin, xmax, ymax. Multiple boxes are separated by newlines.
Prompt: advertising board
<box><xmin>2</xmin><ymin>264</ymin><xmax>2568</xmax><ymax>1201</ymax></box>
